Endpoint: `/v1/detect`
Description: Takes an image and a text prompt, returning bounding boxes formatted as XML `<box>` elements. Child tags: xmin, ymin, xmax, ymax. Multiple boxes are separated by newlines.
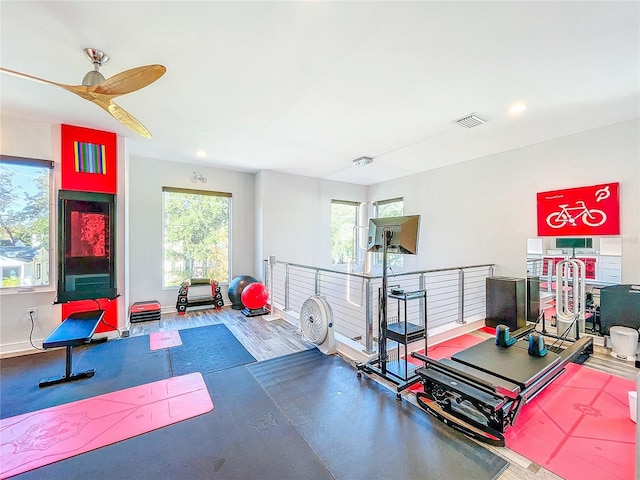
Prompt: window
<box><xmin>163</xmin><ymin>187</ymin><xmax>231</xmax><ymax>287</ymax></box>
<box><xmin>0</xmin><ymin>156</ymin><xmax>53</xmax><ymax>289</ymax></box>
<box><xmin>331</xmin><ymin>200</ymin><xmax>361</xmax><ymax>266</ymax></box>
<box><xmin>372</xmin><ymin>197</ymin><xmax>404</xmax><ymax>267</ymax></box>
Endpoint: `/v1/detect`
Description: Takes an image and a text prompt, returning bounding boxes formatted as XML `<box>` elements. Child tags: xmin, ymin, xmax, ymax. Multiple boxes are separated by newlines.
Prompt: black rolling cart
<box><xmin>355</xmin><ymin>214</ymin><xmax>425</xmax><ymax>399</ymax></box>
<box><xmin>383</xmin><ymin>289</ymin><xmax>428</xmax><ymax>389</ymax></box>
<box><xmin>357</xmin><ymin>287</ymin><xmax>428</xmax><ymax>399</ymax></box>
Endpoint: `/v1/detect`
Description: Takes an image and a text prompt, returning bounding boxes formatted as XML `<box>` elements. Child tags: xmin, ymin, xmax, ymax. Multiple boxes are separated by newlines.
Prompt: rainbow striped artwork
<box><xmin>74</xmin><ymin>141</ymin><xmax>107</xmax><ymax>174</ymax></box>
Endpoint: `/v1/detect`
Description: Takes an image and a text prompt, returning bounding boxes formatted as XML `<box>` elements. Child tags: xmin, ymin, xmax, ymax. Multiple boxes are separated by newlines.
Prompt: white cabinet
<box><xmin>597</xmin><ymin>255</ymin><xmax>622</xmax><ymax>284</ymax></box>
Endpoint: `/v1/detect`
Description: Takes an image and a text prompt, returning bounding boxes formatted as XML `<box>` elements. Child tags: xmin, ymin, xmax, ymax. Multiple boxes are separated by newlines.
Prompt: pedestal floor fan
<box><xmin>300</xmin><ymin>296</ymin><xmax>336</xmax><ymax>355</ymax></box>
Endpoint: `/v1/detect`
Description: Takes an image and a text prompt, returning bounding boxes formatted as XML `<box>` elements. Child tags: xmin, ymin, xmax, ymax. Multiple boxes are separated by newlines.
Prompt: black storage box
<box><xmin>485</xmin><ymin>276</ymin><xmax>526</xmax><ymax>331</ymax></box>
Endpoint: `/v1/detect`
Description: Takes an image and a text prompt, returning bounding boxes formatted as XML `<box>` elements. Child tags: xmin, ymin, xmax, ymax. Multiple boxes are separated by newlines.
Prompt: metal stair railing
<box><xmin>264</xmin><ymin>260</ymin><xmax>495</xmax><ymax>354</ymax></box>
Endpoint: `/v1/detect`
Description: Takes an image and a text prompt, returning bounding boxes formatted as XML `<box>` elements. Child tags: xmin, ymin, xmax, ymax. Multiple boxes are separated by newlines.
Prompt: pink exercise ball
<box><xmin>241</xmin><ymin>282</ymin><xmax>269</xmax><ymax>310</ymax></box>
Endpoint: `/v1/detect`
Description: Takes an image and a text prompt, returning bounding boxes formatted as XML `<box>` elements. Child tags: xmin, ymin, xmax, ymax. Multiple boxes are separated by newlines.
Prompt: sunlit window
<box><xmin>0</xmin><ymin>156</ymin><xmax>53</xmax><ymax>289</ymax></box>
<box><xmin>331</xmin><ymin>200</ymin><xmax>361</xmax><ymax>266</ymax></box>
<box><xmin>162</xmin><ymin>187</ymin><xmax>231</xmax><ymax>287</ymax></box>
<box><xmin>373</xmin><ymin>197</ymin><xmax>404</xmax><ymax>267</ymax></box>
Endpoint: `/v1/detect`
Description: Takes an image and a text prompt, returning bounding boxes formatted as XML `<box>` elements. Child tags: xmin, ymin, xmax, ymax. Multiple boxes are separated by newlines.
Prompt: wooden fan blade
<box><xmin>0</xmin><ymin>66</ymin><xmax>62</xmax><ymax>86</ymax></box>
<box><xmin>1</xmin><ymin>66</ymin><xmax>154</xmax><ymax>137</ymax></box>
<box><xmin>93</xmin><ymin>65</ymin><xmax>166</xmax><ymax>96</ymax></box>
<box><xmin>106</xmin><ymin>102</ymin><xmax>152</xmax><ymax>138</ymax></box>
<box><xmin>0</xmin><ymin>66</ymin><xmax>95</xmax><ymax>98</ymax></box>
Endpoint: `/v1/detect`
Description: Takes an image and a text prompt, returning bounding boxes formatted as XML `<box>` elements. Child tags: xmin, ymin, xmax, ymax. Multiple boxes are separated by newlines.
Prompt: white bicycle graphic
<box><xmin>546</xmin><ymin>201</ymin><xmax>607</xmax><ymax>228</ymax></box>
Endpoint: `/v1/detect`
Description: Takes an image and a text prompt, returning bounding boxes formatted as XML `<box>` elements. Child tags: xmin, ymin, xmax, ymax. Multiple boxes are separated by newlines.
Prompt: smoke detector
<box><xmin>453</xmin><ymin>113</ymin><xmax>488</xmax><ymax>128</ymax></box>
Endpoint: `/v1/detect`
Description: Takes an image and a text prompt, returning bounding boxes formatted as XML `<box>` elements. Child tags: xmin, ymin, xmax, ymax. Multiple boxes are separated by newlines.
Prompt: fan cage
<box><xmin>300</xmin><ymin>296</ymin><xmax>332</xmax><ymax>345</ymax></box>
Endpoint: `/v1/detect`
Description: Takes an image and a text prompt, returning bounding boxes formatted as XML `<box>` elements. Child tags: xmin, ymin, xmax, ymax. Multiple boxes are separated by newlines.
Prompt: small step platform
<box><xmin>130</xmin><ymin>300</ymin><xmax>162</xmax><ymax>323</ymax></box>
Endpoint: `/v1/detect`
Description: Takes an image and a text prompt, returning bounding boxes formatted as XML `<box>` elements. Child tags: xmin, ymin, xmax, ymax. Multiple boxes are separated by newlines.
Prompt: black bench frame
<box><xmin>39</xmin><ymin>309</ymin><xmax>105</xmax><ymax>388</ymax></box>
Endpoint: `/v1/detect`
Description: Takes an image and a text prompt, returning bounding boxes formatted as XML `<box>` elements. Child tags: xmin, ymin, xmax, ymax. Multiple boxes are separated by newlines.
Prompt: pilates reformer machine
<box><xmin>411</xmin><ymin>327</ymin><xmax>592</xmax><ymax>446</ymax></box>
<box><xmin>410</xmin><ymin>259</ymin><xmax>593</xmax><ymax>446</ymax></box>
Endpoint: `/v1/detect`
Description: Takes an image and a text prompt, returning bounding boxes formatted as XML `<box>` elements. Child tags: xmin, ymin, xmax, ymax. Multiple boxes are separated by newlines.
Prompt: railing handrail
<box><xmin>270</xmin><ymin>260</ymin><xmax>496</xmax><ymax>280</ymax></box>
<box><xmin>264</xmin><ymin>258</ymin><xmax>496</xmax><ymax>354</ymax></box>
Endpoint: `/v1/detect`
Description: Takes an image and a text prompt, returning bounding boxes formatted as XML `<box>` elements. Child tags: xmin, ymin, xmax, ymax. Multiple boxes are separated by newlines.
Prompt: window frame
<box><xmin>371</xmin><ymin>197</ymin><xmax>404</xmax><ymax>268</ymax></box>
<box><xmin>331</xmin><ymin>199</ymin><xmax>362</xmax><ymax>267</ymax></box>
<box><xmin>161</xmin><ymin>186</ymin><xmax>232</xmax><ymax>289</ymax></box>
<box><xmin>0</xmin><ymin>155</ymin><xmax>54</xmax><ymax>293</ymax></box>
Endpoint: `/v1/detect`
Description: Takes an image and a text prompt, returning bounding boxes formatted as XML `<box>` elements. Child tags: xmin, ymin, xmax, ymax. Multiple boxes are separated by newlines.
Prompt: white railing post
<box><xmin>458</xmin><ymin>268</ymin><xmax>466</xmax><ymax>324</ymax></box>
<box><xmin>365</xmin><ymin>278</ymin><xmax>374</xmax><ymax>353</ymax></box>
<box><xmin>284</xmin><ymin>264</ymin><xmax>290</xmax><ymax>311</ymax></box>
<box><xmin>263</xmin><ymin>259</ymin><xmax>268</xmax><ymax>287</ymax></box>
<box><xmin>419</xmin><ymin>273</ymin><xmax>426</xmax><ymax>327</ymax></box>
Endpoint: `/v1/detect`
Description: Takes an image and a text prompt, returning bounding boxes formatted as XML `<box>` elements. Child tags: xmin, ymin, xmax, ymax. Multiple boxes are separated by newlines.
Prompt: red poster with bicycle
<box><xmin>537</xmin><ymin>182</ymin><xmax>620</xmax><ymax>236</ymax></box>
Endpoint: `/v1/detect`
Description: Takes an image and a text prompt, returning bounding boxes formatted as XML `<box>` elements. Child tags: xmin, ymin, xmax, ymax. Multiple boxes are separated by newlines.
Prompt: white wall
<box><xmin>262</xmin><ymin>119</ymin><xmax>638</xmax><ymax>281</ymax></box>
<box><xmin>0</xmin><ymin>118</ymin><xmax>126</xmax><ymax>354</ymax></box>
<box><xmin>369</xmin><ymin>119</ymin><xmax>640</xmax><ymax>282</ymax></box>
<box><xmin>1</xmin><ymin>116</ymin><xmax>638</xmax><ymax>355</ymax></box>
<box><xmin>255</xmin><ymin>170</ymin><xmax>368</xmax><ymax>269</ymax></box>
<box><xmin>127</xmin><ymin>156</ymin><xmax>255</xmax><ymax>311</ymax></box>
<box><xmin>0</xmin><ymin>119</ymin><xmax>60</xmax><ymax>354</ymax></box>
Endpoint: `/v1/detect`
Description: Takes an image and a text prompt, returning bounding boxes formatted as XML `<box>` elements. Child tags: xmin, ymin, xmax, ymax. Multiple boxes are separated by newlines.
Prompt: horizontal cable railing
<box><xmin>527</xmin><ymin>258</ymin><xmax>555</xmax><ymax>292</ymax></box>
<box><xmin>264</xmin><ymin>260</ymin><xmax>495</xmax><ymax>354</ymax></box>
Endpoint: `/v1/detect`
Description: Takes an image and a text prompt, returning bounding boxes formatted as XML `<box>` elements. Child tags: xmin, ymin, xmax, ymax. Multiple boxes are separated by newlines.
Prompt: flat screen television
<box><xmin>366</xmin><ymin>215</ymin><xmax>420</xmax><ymax>254</ymax></box>
<box><xmin>555</xmin><ymin>237</ymin><xmax>593</xmax><ymax>249</ymax></box>
<box><xmin>57</xmin><ymin>190</ymin><xmax>117</xmax><ymax>302</ymax></box>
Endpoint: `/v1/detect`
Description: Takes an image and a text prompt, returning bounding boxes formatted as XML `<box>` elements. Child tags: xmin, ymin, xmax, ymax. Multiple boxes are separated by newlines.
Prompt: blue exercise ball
<box><xmin>228</xmin><ymin>275</ymin><xmax>258</xmax><ymax>310</ymax></box>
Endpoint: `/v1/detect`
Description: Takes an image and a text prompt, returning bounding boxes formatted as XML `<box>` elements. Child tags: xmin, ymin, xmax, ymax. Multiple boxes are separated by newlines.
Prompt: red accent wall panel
<box><xmin>537</xmin><ymin>182</ymin><xmax>620</xmax><ymax>236</ymax></box>
<box><xmin>60</xmin><ymin>124</ymin><xmax>118</xmax><ymax>328</ymax></box>
<box><xmin>61</xmin><ymin>298</ymin><xmax>118</xmax><ymax>333</ymax></box>
<box><xmin>61</xmin><ymin>124</ymin><xmax>117</xmax><ymax>194</ymax></box>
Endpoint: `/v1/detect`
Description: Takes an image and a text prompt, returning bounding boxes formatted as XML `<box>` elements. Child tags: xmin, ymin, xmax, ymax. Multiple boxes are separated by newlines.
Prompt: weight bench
<box><xmin>39</xmin><ymin>309</ymin><xmax>105</xmax><ymax>388</ymax></box>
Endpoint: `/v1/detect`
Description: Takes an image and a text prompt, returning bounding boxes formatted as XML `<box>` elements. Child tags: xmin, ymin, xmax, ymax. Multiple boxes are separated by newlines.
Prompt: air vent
<box><xmin>454</xmin><ymin>114</ymin><xmax>487</xmax><ymax>128</ymax></box>
<box><xmin>352</xmin><ymin>156</ymin><xmax>374</xmax><ymax>166</ymax></box>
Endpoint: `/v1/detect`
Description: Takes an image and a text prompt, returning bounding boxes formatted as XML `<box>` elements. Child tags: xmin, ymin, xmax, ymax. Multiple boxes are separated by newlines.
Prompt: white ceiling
<box><xmin>1</xmin><ymin>1</ymin><xmax>638</xmax><ymax>185</ymax></box>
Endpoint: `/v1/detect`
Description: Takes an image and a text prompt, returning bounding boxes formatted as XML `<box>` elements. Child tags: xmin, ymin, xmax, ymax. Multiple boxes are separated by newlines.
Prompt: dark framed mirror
<box><xmin>57</xmin><ymin>190</ymin><xmax>117</xmax><ymax>303</ymax></box>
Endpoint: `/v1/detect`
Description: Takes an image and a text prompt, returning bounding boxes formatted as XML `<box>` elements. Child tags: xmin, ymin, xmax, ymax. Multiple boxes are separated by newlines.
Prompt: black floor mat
<box><xmin>7</xmin><ymin>366</ymin><xmax>333</xmax><ymax>480</ymax></box>
<box><xmin>0</xmin><ymin>335</ymin><xmax>171</xmax><ymax>419</ymax></box>
<box><xmin>2</xmin><ymin>335</ymin><xmax>508</xmax><ymax>480</ymax></box>
<box><xmin>249</xmin><ymin>349</ymin><xmax>509</xmax><ymax>480</ymax></box>
<box><xmin>169</xmin><ymin>323</ymin><xmax>257</xmax><ymax>376</ymax></box>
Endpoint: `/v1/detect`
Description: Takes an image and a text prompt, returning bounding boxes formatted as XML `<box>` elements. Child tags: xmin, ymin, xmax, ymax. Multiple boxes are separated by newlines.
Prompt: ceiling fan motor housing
<box><xmin>82</xmin><ymin>48</ymin><xmax>109</xmax><ymax>86</ymax></box>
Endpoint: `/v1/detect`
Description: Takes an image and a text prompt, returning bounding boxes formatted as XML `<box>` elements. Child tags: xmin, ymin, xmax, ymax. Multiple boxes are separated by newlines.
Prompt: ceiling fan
<box><xmin>0</xmin><ymin>48</ymin><xmax>166</xmax><ymax>138</ymax></box>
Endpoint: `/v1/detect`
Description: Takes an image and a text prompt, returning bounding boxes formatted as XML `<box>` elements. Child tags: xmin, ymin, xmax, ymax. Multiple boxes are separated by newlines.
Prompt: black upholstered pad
<box><xmin>43</xmin><ymin>310</ymin><xmax>104</xmax><ymax>349</ymax></box>
<box><xmin>451</xmin><ymin>338</ymin><xmax>561</xmax><ymax>388</ymax></box>
<box><xmin>438</xmin><ymin>358</ymin><xmax>521</xmax><ymax>396</ymax></box>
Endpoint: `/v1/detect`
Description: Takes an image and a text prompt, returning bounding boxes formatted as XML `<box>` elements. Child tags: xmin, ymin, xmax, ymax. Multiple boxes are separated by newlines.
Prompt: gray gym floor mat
<box><xmin>249</xmin><ymin>348</ymin><xmax>509</xmax><ymax>480</ymax></box>
<box><xmin>6</xmin><ymin>365</ymin><xmax>333</xmax><ymax>480</ymax></box>
<box><xmin>169</xmin><ymin>323</ymin><xmax>257</xmax><ymax>376</ymax></box>
<box><xmin>2</xmin><ymin>333</ymin><xmax>508</xmax><ymax>479</ymax></box>
<box><xmin>0</xmin><ymin>335</ymin><xmax>171</xmax><ymax>419</ymax></box>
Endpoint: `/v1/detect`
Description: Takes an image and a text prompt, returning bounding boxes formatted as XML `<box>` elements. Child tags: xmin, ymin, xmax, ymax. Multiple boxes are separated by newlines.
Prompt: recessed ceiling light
<box><xmin>507</xmin><ymin>103</ymin><xmax>527</xmax><ymax>115</ymax></box>
<box><xmin>196</xmin><ymin>149</ymin><xmax>207</xmax><ymax>158</ymax></box>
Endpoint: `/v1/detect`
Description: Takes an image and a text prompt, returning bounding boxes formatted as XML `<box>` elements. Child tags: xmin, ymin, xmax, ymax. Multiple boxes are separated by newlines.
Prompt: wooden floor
<box><xmin>130</xmin><ymin>307</ymin><xmax>637</xmax><ymax>480</ymax></box>
<box><xmin>129</xmin><ymin>306</ymin><xmax>315</xmax><ymax>362</ymax></box>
